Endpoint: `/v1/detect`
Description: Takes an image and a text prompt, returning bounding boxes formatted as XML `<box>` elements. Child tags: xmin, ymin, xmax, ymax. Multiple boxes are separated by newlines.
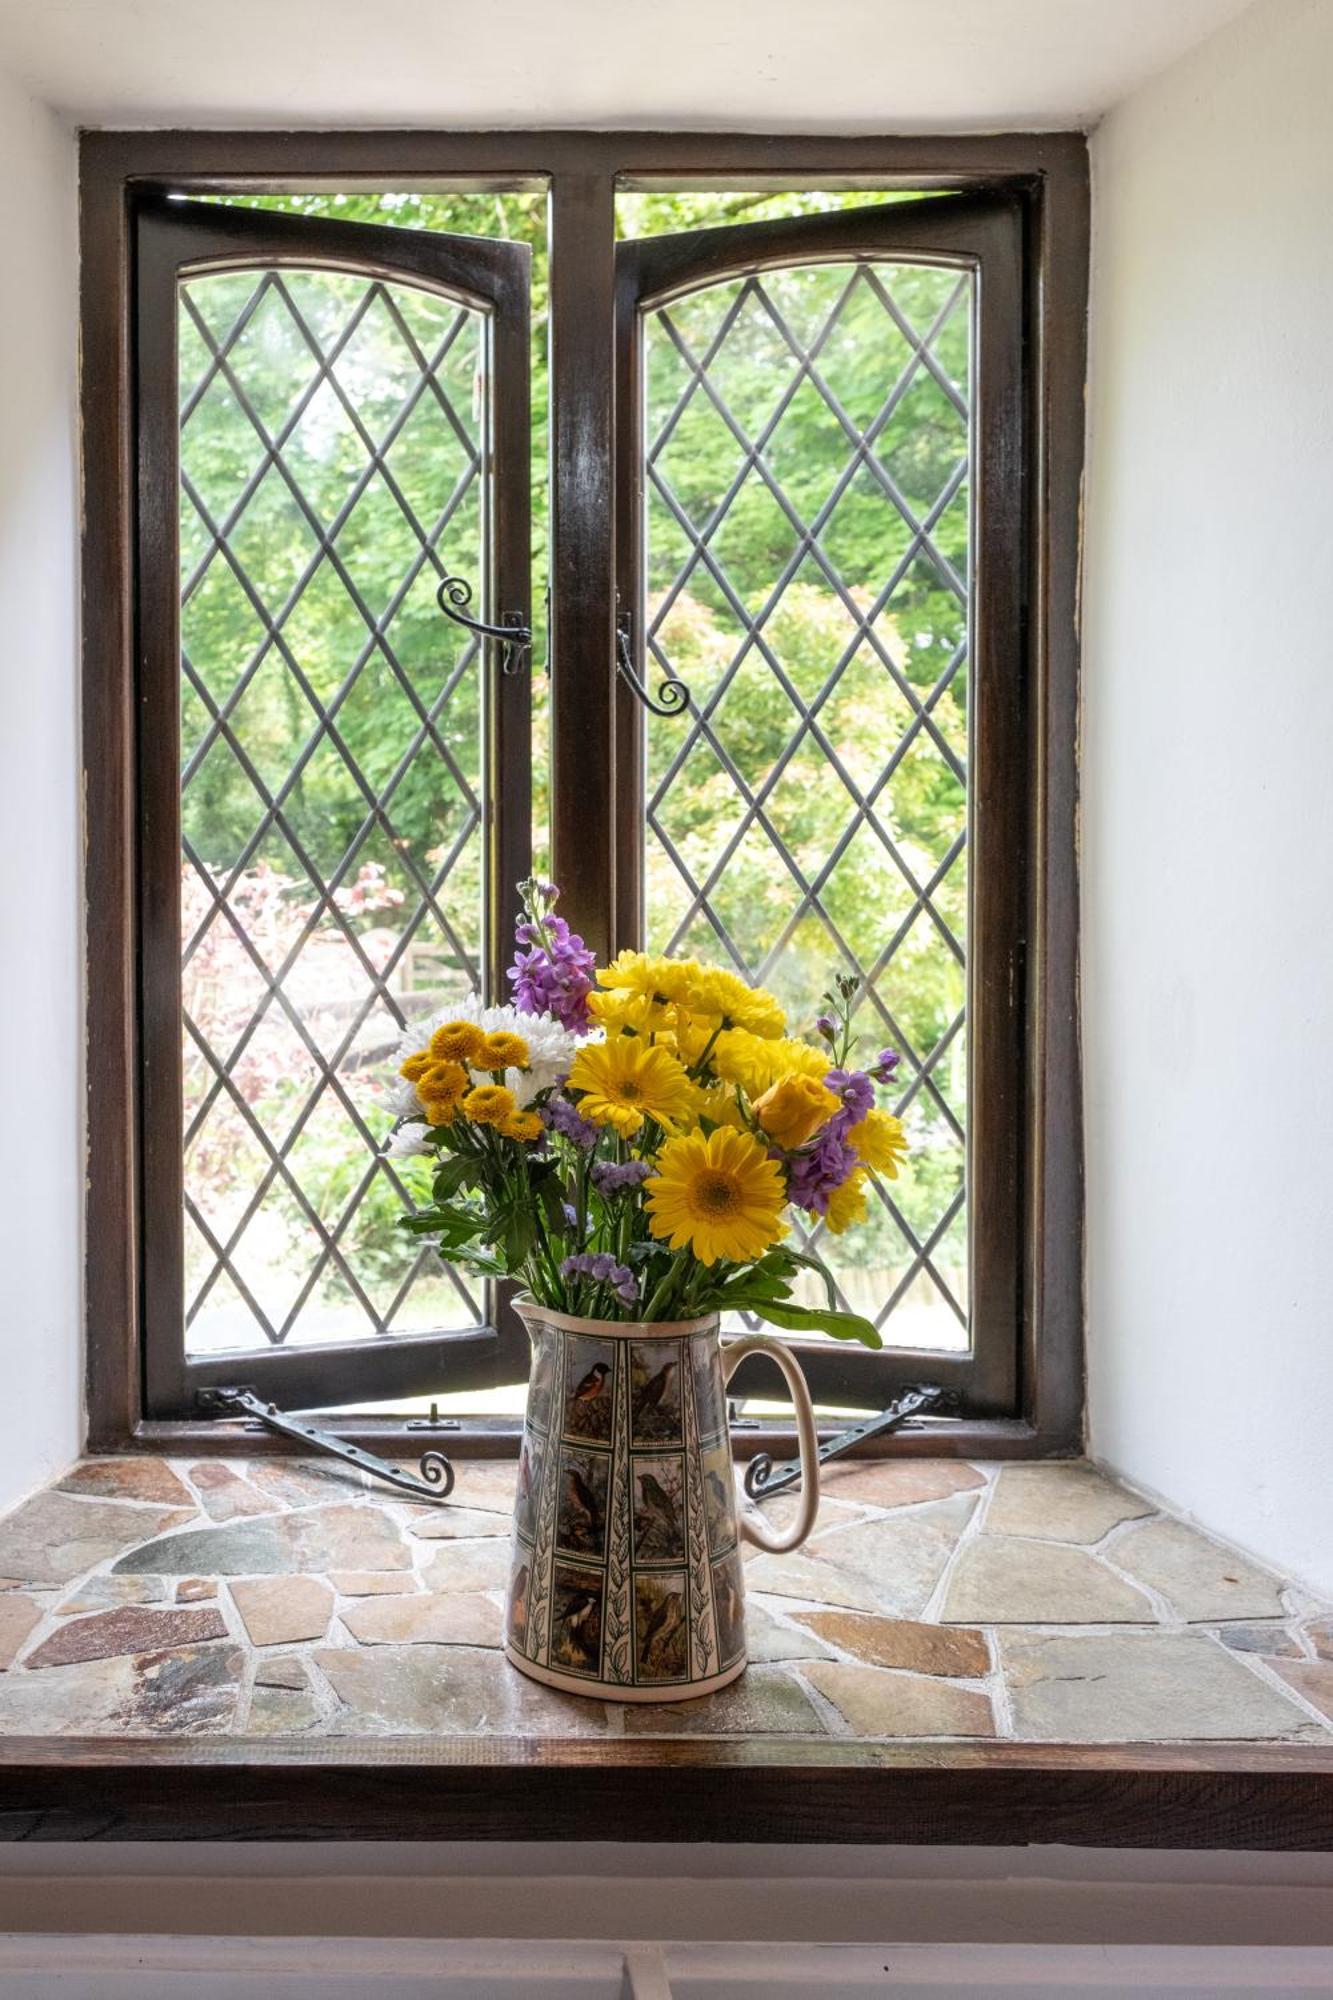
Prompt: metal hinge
<box><xmin>197</xmin><ymin>1387</ymin><xmax>456</xmax><ymax>1504</ymax></box>
<box><xmin>742</xmin><ymin>1383</ymin><xmax>957</xmax><ymax>1501</ymax></box>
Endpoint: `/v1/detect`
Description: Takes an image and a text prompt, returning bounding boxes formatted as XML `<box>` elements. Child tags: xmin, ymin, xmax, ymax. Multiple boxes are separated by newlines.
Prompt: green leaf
<box><xmin>752</xmin><ymin>1299</ymin><xmax>883</xmax><ymax>1350</ymax></box>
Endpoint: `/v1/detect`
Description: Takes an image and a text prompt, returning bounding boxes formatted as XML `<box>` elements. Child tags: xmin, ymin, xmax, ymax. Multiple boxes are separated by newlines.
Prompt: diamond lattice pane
<box><xmin>178</xmin><ymin>266</ymin><xmax>490</xmax><ymax>1357</ymax></box>
<box><xmin>642</xmin><ymin>260</ymin><xmax>972</xmax><ymax>1353</ymax></box>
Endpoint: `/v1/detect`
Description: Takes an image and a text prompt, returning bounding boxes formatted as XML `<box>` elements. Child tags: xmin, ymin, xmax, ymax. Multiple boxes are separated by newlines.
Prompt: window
<box><xmin>82</xmin><ymin>134</ymin><xmax>1087</xmax><ymax>1452</ymax></box>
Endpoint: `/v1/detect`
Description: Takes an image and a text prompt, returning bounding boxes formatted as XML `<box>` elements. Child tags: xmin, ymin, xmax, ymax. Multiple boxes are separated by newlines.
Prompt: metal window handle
<box><xmin>436</xmin><ymin>571</ymin><xmax>532</xmax><ymax>676</ymax></box>
<box><xmin>616</xmin><ymin>612</ymin><xmax>691</xmax><ymax>718</ymax></box>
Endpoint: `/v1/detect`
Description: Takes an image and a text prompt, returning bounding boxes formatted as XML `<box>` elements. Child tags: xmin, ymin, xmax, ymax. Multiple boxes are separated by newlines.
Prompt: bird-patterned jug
<box><xmin>505</xmin><ymin>1295</ymin><xmax>820</xmax><ymax>1701</ymax></box>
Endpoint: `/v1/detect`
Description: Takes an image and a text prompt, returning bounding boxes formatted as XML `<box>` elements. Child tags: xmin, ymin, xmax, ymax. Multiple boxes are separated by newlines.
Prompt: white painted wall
<box><xmin>1083</xmin><ymin>0</ymin><xmax>1333</xmax><ymax>1593</ymax></box>
<box><xmin>0</xmin><ymin>65</ymin><xmax>83</xmax><ymax>1504</ymax></box>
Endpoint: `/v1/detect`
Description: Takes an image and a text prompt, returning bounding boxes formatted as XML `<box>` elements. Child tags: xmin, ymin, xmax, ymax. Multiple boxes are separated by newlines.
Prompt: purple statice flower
<box><xmin>824</xmin><ymin>1067</ymin><xmax>875</xmax><ymax>1126</ymax></box>
<box><xmin>591</xmin><ymin>1158</ymin><xmax>653</xmax><ymax>1195</ymax></box>
<box><xmin>785</xmin><ymin>1125</ymin><xmax>861</xmax><ymax>1218</ymax></box>
<box><xmin>542</xmin><ymin>1094</ymin><xmax>598</xmax><ymax>1151</ymax></box>
<box><xmin>508</xmin><ymin>910</ymin><xmax>595</xmax><ymax>1032</ymax></box>
<box><xmin>562</xmin><ymin>1201</ymin><xmax>580</xmax><ymax>1230</ymax></box>
<box><xmin>560</xmin><ymin>1251</ymin><xmax>637</xmax><ymax>1307</ymax></box>
<box><xmin>869</xmin><ymin>1047</ymin><xmax>901</xmax><ymax>1083</ymax></box>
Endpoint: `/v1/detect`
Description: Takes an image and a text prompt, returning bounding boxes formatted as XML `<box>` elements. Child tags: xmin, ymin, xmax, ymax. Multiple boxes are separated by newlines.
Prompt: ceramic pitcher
<box><xmin>504</xmin><ymin>1296</ymin><xmax>820</xmax><ymax>1702</ymax></box>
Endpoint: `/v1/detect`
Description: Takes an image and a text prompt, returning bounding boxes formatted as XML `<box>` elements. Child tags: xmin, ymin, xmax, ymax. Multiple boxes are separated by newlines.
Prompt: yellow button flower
<box><xmin>430</xmin><ymin>1019</ymin><xmax>485</xmax><ymax>1065</ymax></box>
<box><xmin>462</xmin><ymin>1083</ymin><xmax>518</xmax><ymax>1126</ymax></box>
<box><xmin>500</xmin><ymin>1108</ymin><xmax>543</xmax><ymax>1142</ymax></box>
<box><xmin>476</xmin><ymin>1029</ymin><xmax>530</xmax><ymax>1072</ymax></box>
<box><xmin>752</xmin><ymin>1073</ymin><xmax>838</xmax><ymax>1150</ymax></box>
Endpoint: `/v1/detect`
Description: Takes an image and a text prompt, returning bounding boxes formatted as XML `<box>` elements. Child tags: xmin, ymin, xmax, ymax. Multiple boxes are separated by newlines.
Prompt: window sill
<box><xmin>0</xmin><ymin>1452</ymin><xmax>1329</xmax><ymax>1848</ymax></box>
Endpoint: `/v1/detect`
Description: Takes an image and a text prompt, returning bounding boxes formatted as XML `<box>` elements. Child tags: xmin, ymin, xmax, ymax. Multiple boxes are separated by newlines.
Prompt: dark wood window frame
<box><xmin>81</xmin><ymin>129</ymin><xmax>1088</xmax><ymax>1463</ymax></box>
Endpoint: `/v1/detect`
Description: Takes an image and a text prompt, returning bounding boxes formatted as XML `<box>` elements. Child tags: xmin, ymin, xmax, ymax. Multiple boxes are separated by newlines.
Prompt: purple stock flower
<box><xmin>508</xmin><ymin>909</ymin><xmax>595</xmax><ymax>1031</ymax></box>
<box><xmin>560</xmin><ymin>1251</ymin><xmax>637</xmax><ymax>1307</ymax></box>
<box><xmin>591</xmin><ymin>1158</ymin><xmax>653</xmax><ymax>1195</ymax></box>
<box><xmin>870</xmin><ymin>1046</ymin><xmax>901</xmax><ymax>1083</ymax></box>
<box><xmin>786</xmin><ymin>1126</ymin><xmax>861</xmax><ymax>1218</ymax></box>
<box><xmin>824</xmin><ymin>1067</ymin><xmax>875</xmax><ymax>1126</ymax></box>
<box><xmin>542</xmin><ymin>1094</ymin><xmax>598</xmax><ymax>1150</ymax></box>
<box><xmin>814</xmin><ymin>1012</ymin><xmax>837</xmax><ymax>1042</ymax></box>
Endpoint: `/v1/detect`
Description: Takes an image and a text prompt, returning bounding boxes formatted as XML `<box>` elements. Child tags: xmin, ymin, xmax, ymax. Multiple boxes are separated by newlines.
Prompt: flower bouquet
<box><xmin>384</xmin><ymin>881</ymin><xmax>910</xmax><ymax>1699</ymax></box>
<box><xmin>387</xmin><ymin>879</ymin><xmax>907</xmax><ymax>1344</ymax></box>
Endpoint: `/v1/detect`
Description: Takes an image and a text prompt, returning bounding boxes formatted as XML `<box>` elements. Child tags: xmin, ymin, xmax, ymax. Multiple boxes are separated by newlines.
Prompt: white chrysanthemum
<box><xmin>385</xmin><ymin>1119</ymin><xmax>430</xmax><ymax>1159</ymax></box>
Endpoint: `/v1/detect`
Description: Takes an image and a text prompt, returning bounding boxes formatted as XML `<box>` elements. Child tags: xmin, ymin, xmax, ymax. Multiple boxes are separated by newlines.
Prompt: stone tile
<box><xmin>0</xmin><ymin>1594</ymin><xmax>42</xmax><ymax>1669</ymax></box>
<box><xmin>331</xmin><ymin>1571</ymin><xmax>420</xmax><ymax>1597</ymax></box>
<box><xmin>741</xmin><ymin>1550</ymin><xmax>883</xmax><ymax>1613</ymax></box>
<box><xmin>816</xmin><ymin>1460</ymin><xmax>986</xmax><ymax>1510</ymax></box>
<box><xmin>799</xmin><ymin>1494</ymin><xmax>980</xmax><ymax>1618</ymax></box>
<box><xmin>248</xmin><ymin>1683</ymin><xmax>324</xmax><ymax>1734</ymax></box>
<box><xmin>56</xmin><ymin>1574</ymin><xmax>167</xmax><ymax>1614</ymax></box>
<box><xmin>794</xmin><ymin>1611</ymin><xmax>990</xmax><ymax>1678</ymax></box>
<box><xmin>230</xmin><ymin>1576</ymin><xmax>332</xmax><ymax>1646</ymax></box>
<box><xmin>443</xmin><ymin>1462</ymin><xmax>519</xmax><ymax>1513</ymax></box>
<box><xmin>1219</xmin><ymin>1624</ymin><xmax>1303</xmax><ymax>1658</ymax></box>
<box><xmin>341</xmin><ymin>1592</ymin><xmax>502</xmax><ymax>1648</ymax></box>
<box><xmin>1111</xmin><ymin>1519</ymin><xmax>1286</xmax><ymax>1621</ymax></box>
<box><xmin>0</xmin><ymin>1493</ymin><xmax>195</xmax><ymax>1587</ymax></box>
<box><xmin>804</xmin><ymin>1662</ymin><xmax>995</xmax><ymax>1738</ymax></box>
<box><xmin>742</xmin><ymin>1598</ymin><xmax>835</xmax><ymax>1664</ymax></box>
<box><xmin>315</xmin><ymin>1645</ymin><xmax>607</xmax><ymax>1735</ymax></box>
<box><xmin>1266</xmin><ymin>1660</ymin><xmax>1333</xmax><ymax>1727</ymax></box>
<box><xmin>176</xmin><ymin>1578</ymin><xmax>217</xmax><ymax>1603</ymax></box>
<box><xmin>57</xmin><ymin>1460</ymin><xmax>194</xmax><ymax>1508</ymax></box>
<box><xmin>740</xmin><ymin>1492</ymin><xmax>865</xmax><ymax>1540</ymax></box>
<box><xmin>246</xmin><ymin>1460</ymin><xmax>369</xmax><ymax>1508</ymax></box>
<box><xmin>255</xmin><ymin>1655</ymin><xmax>309</xmax><ymax>1690</ymax></box>
<box><xmin>624</xmin><ymin>1667</ymin><xmax>826</xmax><ymax>1736</ymax></box>
<box><xmin>984</xmin><ymin>1463</ymin><xmax>1153</xmax><ymax>1544</ymax></box>
<box><xmin>189</xmin><ymin>1463</ymin><xmax>275</xmax><ymax>1521</ymax></box>
<box><xmin>126</xmin><ymin>1643</ymin><xmax>245</xmax><ymax>1733</ymax></box>
<box><xmin>113</xmin><ymin>1503</ymin><xmax>410</xmax><ymax>1576</ymax></box>
<box><xmin>1001</xmin><ymin>1632</ymin><xmax>1324</xmax><ymax>1742</ymax></box>
<box><xmin>0</xmin><ymin>1645</ymin><xmax>243</xmax><ymax>1736</ymax></box>
<box><xmin>1307</xmin><ymin>1619</ymin><xmax>1333</xmax><ymax>1662</ymax></box>
<box><xmin>942</xmin><ymin>1537</ymin><xmax>1155</xmax><ymax>1624</ymax></box>
<box><xmin>420</xmin><ymin>1541</ymin><xmax>511</xmax><ymax>1594</ymax></box>
<box><xmin>408</xmin><ymin>1507</ymin><xmax>512</xmax><ymax>1541</ymax></box>
<box><xmin>26</xmin><ymin>1605</ymin><xmax>227</xmax><ymax>1669</ymax></box>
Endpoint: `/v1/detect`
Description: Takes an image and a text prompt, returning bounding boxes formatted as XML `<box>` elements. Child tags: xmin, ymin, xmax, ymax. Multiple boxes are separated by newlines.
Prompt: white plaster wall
<box><xmin>0</xmin><ymin>65</ymin><xmax>82</xmax><ymax>1502</ymax></box>
<box><xmin>1083</xmin><ymin>0</ymin><xmax>1333</xmax><ymax>1593</ymax></box>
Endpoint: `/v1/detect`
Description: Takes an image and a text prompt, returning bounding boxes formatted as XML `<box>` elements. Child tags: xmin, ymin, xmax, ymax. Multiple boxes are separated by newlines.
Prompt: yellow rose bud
<box><xmin>751</xmin><ymin>1072</ymin><xmax>837</xmax><ymax>1150</ymax></box>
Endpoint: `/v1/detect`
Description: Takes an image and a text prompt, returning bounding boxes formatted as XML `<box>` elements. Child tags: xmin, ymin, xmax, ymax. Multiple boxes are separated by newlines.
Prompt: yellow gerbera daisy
<box><xmin>645</xmin><ymin>1126</ymin><xmax>787</xmax><ymax>1266</ymax></box>
<box><xmin>850</xmin><ymin>1108</ymin><xmax>909</xmax><ymax>1178</ymax></box>
<box><xmin>500</xmin><ymin>1108</ymin><xmax>543</xmax><ymax>1143</ymax></box>
<box><xmin>825</xmin><ymin>1168</ymin><xmax>870</xmax><ymax>1234</ymax></box>
<box><xmin>462</xmin><ymin>1083</ymin><xmax>517</xmax><ymax>1126</ymax></box>
<box><xmin>476</xmin><ymin>1029</ymin><xmax>530</xmax><ymax>1072</ymax></box>
<box><xmin>430</xmin><ymin>1019</ymin><xmax>485</xmax><ymax>1065</ymax></box>
<box><xmin>567</xmin><ymin>1037</ymin><xmax>696</xmax><ymax>1138</ymax></box>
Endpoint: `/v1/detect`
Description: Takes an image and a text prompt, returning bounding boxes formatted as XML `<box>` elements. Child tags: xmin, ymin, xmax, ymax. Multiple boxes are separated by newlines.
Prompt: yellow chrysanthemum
<box><xmin>645</xmin><ymin>1126</ymin><xmax>787</xmax><ymax>1266</ymax></box>
<box><xmin>430</xmin><ymin>1019</ymin><xmax>485</xmax><ymax>1065</ymax></box>
<box><xmin>825</xmin><ymin>1168</ymin><xmax>870</xmax><ymax>1234</ymax></box>
<box><xmin>419</xmin><ymin>1096</ymin><xmax>458</xmax><ymax>1129</ymax></box>
<box><xmin>586</xmin><ymin>987</ymin><xmax>660</xmax><ymax>1035</ymax></box>
<box><xmin>711</xmin><ymin>1029</ymin><xmax>830</xmax><ymax>1096</ymax></box>
<box><xmin>462</xmin><ymin>1083</ymin><xmax>517</xmax><ymax>1126</ymax></box>
<box><xmin>850</xmin><ymin>1108</ymin><xmax>909</xmax><ymax>1179</ymax></box>
<box><xmin>500</xmin><ymin>1108</ymin><xmax>543</xmax><ymax>1143</ymax></box>
<box><xmin>595</xmin><ymin>953</ymin><xmax>784</xmax><ymax>1040</ymax></box>
<box><xmin>476</xmin><ymin>1029</ymin><xmax>530</xmax><ymax>1072</ymax></box>
<box><xmin>693</xmin><ymin>1082</ymin><xmax>748</xmax><ymax>1131</ymax></box>
<box><xmin>684</xmin><ymin>966</ymin><xmax>785</xmax><ymax>1039</ymax></box>
<box><xmin>399</xmin><ymin>1050</ymin><xmax>435</xmax><ymax>1084</ymax></box>
<box><xmin>567</xmin><ymin>1036</ymin><xmax>697</xmax><ymax>1138</ymax></box>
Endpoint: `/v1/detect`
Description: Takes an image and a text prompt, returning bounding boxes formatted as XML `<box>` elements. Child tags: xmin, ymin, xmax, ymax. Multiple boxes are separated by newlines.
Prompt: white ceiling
<box><xmin>0</xmin><ymin>0</ymin><xmax>1254</xmax><ymax>131</ymax></box>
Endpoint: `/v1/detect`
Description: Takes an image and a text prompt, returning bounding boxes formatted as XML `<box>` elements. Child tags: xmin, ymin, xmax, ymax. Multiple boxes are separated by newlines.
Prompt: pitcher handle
<box><xmin>721</xmin><ymin>1333</ymin><xmax>820</xmax><ymax>1554</ymax></box>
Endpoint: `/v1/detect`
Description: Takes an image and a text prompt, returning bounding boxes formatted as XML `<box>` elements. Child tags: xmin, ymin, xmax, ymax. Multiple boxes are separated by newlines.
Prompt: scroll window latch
<box><xmin>616</xmin><ymin>611</ymin><xmax>691</xmax><ymax>718</ymax></box>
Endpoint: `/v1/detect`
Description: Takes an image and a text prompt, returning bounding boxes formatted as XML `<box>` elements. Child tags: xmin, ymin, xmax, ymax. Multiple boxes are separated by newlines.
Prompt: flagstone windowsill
<box><xmin>0</xmin><ymin>1454</ymin><xmax>1330</xmax><ymax>1848</ymax></box>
